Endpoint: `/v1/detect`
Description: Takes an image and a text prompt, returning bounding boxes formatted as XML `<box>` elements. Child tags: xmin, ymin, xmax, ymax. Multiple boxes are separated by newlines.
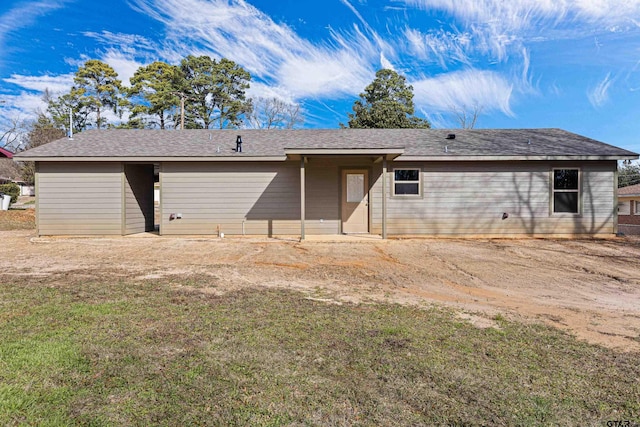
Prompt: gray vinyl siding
<box><xmin>124</xmin><ymin>164</ymin><xmax>154</xmax><ymax>234</ymax></box>
<box><xmin>160</xmin><ymin>158</ymin><xmax>380</xmax><ymax>236</ymax></box>
<box><xmin>35</xmin><ymin>158</ymin><xmax>617</xmax><ymax>237</ymax></box>
<box><xmin>305</xmin><ymin>160</ymin><xmax>339</xmax><ymax>234</ymax></box>
<box><xmin>161</xmin><ymin>161</ymin><xmax>301</xmax><ymax>235</ymax></box>
<box><xmin>370</xmin><ymin>162</ymin><xmax>384</xmax><ymax>235</ymax></box>
<box><xmin>382</xmin><ymin>160</ymin><xmax>616</xmax><ymax>236</ymax></box>
<box><xmin>37</xmin><ymin>162</ymin><xmax>122</xmax><ymax>235</ymax></box>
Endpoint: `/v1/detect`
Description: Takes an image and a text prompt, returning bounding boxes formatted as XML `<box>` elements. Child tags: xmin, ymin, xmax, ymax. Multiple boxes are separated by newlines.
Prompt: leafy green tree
<box><xmin>128</xmin><ymin>61</ymin><xmax>182</xmax><ymax>129</ymax></box>
<box><xmin>212</xmin><ymin>58</ymin><xmax>252</xmax><ymax>128</ymax></box>
<box><xmin>180</xmin><ymin>55</ymin><xmax>251</xmax><ymax>129</ymax></box>
<box><xmin>72</xmin><ymin>60</ymin><xmax>125</xmax><ymax>129</ymax></box>
<box><xmin>619</xmin><ymin>161</ymin><xmax>640</xmax><ymax>187</ymax></box>
<box><xmin>46</xmin><ymin>89</ymin><xmax>93</xmax><ymax>133</ymax></box>
<box><xmin>343</xmin><ymin>69</ymin><xmax>430</xmax><ymax>129</ymax></box>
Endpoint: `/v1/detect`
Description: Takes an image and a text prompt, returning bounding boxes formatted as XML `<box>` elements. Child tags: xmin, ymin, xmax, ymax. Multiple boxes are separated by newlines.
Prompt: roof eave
<box><xmin>397</xmin><ymin>155</ymin><xmax>639</xmax><ymax>161</ymax></box>
<box><xmin>13</xmin><ymin>156</ymin><xmax>288</xmax><ymax>162</ymax></box>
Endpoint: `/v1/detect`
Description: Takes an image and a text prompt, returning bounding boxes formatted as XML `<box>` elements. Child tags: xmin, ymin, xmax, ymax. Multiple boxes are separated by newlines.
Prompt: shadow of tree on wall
<box><xmin>573</xmin><ymin>169</ymin><xmax>614</xmax><ymax>235</ymax></box>
<box><xmin>511</xmin><ymin>171</ymin><xmax>543</xmax><ymax>236</ymax></box>
<box><xmin>510</xmin><ymin>166</ymin><xmax>614</xmax><ymax>236</ymax></box>
<box><xmin>245</xmin><ymin>166</ymin><xmax>301</xmax><ymax>237</ymax></box>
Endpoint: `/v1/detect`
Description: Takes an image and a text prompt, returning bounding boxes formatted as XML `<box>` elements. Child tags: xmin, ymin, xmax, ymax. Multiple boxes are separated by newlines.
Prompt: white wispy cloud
<box><xmin>3</xmin><ymin>0</ymin><xmax>385</xmax><ymax>123</ymax></box>
<box><xmin>0</xmin><ymin>0</ymin><xmax>71</xmax><ymax>50</ymax></box>
<box><xmin>411</xmin><ymin>69</ymin><xmax>514</xmax><ymax>116</ymax></box>
<box><xmin>402</xmin><ymin>0</ymin><xmax>640</xmax><ymax>61</ymax></box>
<box><xmin>338</xmin><ymin>0</ymin><xmax>397</xmax><ymax>65</ymax></box>
<box><xmin>588</xmin><ymin>72</ymin><xmax>614</xmax><ymax>107</ymax></box>
<box><xmin>403</xmin><ymin>0</ymin><xmax>640</xmax><ymax>32</ymax></box>
<box><xmin>81</xmin><ymin>31</ymin><xmax>157</xmax><ymax>54</ymax></box>
<box><xmin>339</xmin><ymin>0</ymin><xmax>376</xmax><ymax>35</ymax></box>
<box><xmin>404</xmin><ymin>27</ymin><xmax>473</xmax><ymax>68</ymax></box>
<box><xmin>0</xmin><ymin>92</ymin><xmax>49</xmax><ymax>122</ymax></box>
<box><xmin>100</xmin><ymin>50</ymin><xmax>145</xmax><ymax>87</ymax></box>
<box><xmin>8</xmin><ymin>0</ymin><xmax>638</xmax><ymax>131</ymax></box>
<box><xmin>3</xmin><ymin>74</ymin><xmax>74</xmax><ymax>94</ymax></box>
<box><xmin>128</xmin><ymin>0</ymin><xmax>380</xmax><ymax>98</ymax></box>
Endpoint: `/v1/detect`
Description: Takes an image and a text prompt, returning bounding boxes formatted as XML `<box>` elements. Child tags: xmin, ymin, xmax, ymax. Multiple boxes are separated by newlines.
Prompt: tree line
<box><xmin>45</xmin><ymin>56</ymin><xmax>302</xmax><ymax>132</ymax></box>
<box><xmin>43</xmin><ymin>60</ymin><xmax>429</xmax><ymax>133</ymax></box>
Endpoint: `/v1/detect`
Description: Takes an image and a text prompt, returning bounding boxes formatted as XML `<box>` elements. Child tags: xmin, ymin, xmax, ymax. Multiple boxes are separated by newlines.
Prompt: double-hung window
<box><xmin>552</xmin><ymin>169</ymin><xmax>580</xmax><ymax>214</ymax></box>
<box><xmin>393</xmin><ymin>168</ymin><xmax>421</xmax><ymax>196</ymax></box>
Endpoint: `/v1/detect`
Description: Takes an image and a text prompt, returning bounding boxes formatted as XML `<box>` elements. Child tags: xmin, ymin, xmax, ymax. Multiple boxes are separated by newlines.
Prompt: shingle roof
<box><xmin>14</xmin><ymin>128</ymin><xmax>638</xmax><ymax>160</ymax></box>
<box><xmin>618</xmin><ymin>183</ymin><xmax>640</xmax><ymax>196</ymax></box>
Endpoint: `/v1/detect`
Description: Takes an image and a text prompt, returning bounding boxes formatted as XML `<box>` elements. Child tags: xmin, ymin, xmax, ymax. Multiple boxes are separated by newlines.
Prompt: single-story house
<box><xmin>618</xmin><ymin>183</ymin><xmax>640</xmax><ymax>235</ymax></box>
<box><xmin>0</xmin><ymin>147</ymin><xmax>13</xmax><ymax>158</ymax></box>
<box><xmin>14</xmin><ymin>128</ymin><xmax>638</xmax><ymax>238</ymax></box>
<box><xmin>15</xmin><ymin>180</ymin><xmax>35</xmax><ymax>196</ymax></box>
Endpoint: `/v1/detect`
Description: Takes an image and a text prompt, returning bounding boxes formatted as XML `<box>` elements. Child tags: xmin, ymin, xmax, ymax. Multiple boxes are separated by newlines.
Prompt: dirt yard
<box><xmin>2</xmin><ymin>229</ymin><xmax>640</xmax><ymax>352</ymax></box>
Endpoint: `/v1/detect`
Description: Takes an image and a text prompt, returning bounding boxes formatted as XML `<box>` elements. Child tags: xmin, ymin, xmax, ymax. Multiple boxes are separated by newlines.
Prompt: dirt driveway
<box><xmin>2</xmin><ymin>230</ymin><xmax>639</xmax><ymax>351</ymax></box>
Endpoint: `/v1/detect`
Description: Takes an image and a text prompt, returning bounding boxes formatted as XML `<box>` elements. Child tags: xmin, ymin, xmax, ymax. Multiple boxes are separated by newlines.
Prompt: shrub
<box><xmin>0</xmin><ymin>182</ymin><xmax>20</xmax><ymax>204</ymax></box>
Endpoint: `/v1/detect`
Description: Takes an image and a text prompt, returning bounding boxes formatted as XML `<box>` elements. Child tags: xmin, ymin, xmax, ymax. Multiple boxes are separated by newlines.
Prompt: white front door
<box><xmin>341</xmin><ymin>169</ymin><xmax>369</xmax><ymax>233</ymax></box>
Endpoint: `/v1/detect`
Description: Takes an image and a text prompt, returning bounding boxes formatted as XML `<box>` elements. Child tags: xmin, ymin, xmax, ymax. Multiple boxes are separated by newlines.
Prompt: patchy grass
<box><xmin>0</xmin><ymin>275</ymin><xmax>638</xmax><ymax>426</ymax></box>
<box><xmin>0</xmin><ymin>209</ymin><xmax>35</xmax><ymax>230</ymax></box>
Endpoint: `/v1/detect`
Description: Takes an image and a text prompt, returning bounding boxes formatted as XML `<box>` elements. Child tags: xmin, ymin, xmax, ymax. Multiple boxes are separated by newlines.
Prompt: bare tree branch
<box><xmin>246</xmin><ymin>97</ymin><xmax>303</xmax><ymax>129</ymax></box>
<box><xmin>450</xmin><ymin>103</ymin><xmax>483</xmax><ymax>129</ymax></box>
<box><xmin>0</xmin><ymin>115</ymin><xmax>29</xmax><ymax>152</ymax></box>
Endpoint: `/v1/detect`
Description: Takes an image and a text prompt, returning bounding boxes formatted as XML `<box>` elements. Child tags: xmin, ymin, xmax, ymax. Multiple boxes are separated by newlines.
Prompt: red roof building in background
<box><xmin>0</xmin><ymin>147</ymin><xmax>13</xmax><ymax>158</ymax></box>
<box><xmin>618</xmin><ymin>183</ymin><xmax>640</xmax><ymax>235</ymax></box>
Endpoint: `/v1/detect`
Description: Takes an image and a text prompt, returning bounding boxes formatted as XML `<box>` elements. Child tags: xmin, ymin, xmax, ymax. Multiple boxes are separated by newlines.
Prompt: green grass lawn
<box><xmin>1</xmin><ymin>275</ymin><xmax>638</xmax><ymax>426</ymax></box>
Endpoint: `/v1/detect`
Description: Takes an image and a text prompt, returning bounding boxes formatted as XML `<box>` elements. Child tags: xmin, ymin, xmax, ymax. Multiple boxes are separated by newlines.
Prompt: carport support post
<box><xmin>300</xmin><ymin>156</ymin><xmax>306</xmax><ymax>241</ymax></box>
<box><xmin>382</xmin><ymin>157</ymin><xmax>387</xmax><ymax>239</ymax></box>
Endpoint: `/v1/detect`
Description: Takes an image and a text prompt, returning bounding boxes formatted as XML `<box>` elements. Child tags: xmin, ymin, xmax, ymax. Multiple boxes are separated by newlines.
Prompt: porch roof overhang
<box><xmin>284</xmin><ymin>147</ymin><xmax>404</xmax><ymax>161</ymax></box>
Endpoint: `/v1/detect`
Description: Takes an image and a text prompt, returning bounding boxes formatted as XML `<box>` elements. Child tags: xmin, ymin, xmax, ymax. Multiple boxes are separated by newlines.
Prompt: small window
<box><xmin>618</xmin><ymin>201</ymin><xmax>631</xmax><ymax>215</ymax></box>
<box><xmin>635</xmin><ymin>201</ymin><xmax>640</xmax><ymax>215</ymax></box>
<box><xmin>393</xmin><ymin>168</ymin><xmax>421</xmax><ymax>196</ymax></box>
<box><xmin>346</xmin><ymin>173</ymin><xmax>365</xmax><ymax>202</ymax></box>
<box><xmin>552</xmin><ymin>169</ymin><xmax>580</xmax><ymax>214</ymax></box>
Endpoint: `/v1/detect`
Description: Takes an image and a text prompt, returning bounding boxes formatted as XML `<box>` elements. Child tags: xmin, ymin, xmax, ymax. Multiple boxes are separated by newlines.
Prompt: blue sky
<box><xmin>1</xmin><ymin>0</ymin><xmax>640</xmax><ymax>153</ymax></box>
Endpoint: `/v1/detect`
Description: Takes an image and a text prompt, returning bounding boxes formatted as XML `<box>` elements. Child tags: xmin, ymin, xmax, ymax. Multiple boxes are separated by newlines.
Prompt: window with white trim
<box><xmin>618</xmin><ymin>201</ymin><xmax>631</xmax><ymax>215</ymax></box>
<box><xmin>393</xmin><ymin>168</ymin><xmax>421</xmax><ymax>196</ymax></box>
<box><xmin>635</xmin><ymin>200</ymin><xmax>640</xmax><ymax>215</ymax></box>
<box><xmin>552</xmin><ymin>169</ymin><xmax>580</xmax><ymax>214</ymax></box>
